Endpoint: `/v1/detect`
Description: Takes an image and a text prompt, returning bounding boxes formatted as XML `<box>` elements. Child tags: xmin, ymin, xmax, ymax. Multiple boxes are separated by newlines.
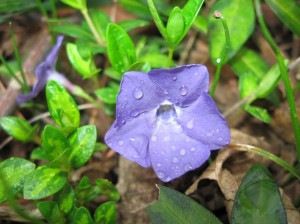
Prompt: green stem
<box><xmin>0</xmin><ymin>55</ymin><xmax>23</xmax><ymax>86</ymax></box>
<box><xmin>34</xmin><ymin>0</ymin><xmax>49</xmax><ymax>20</ymax></box>
<box><xmin>9</xmin><ymin>23</ymin><xmax>29</xmax><ymax>92</ymax></box>
<box><xmin>231</xmin><ymin>144</ymin><xmax>300</xmax><ymax>180</ymax></box>
<box><xmin>50</xmin><ymin>0</ymin><xmax>57</xmax><ymax>19</ymax></box>
<box><xmin>210</xmin><ymin>12</ymin><xmax>230</xmax><ymax>96</ymax></box>
<box><xmin>255</xmin><ymin>0</ymin><xmax>300</xmax><ymax>162</ymax></box>
<box><xmin>81</xmin><ymin>8</ymin><xmax>104</xmax><ymax>46</ymax></box>
<box><xmin>168</xmin><ymin>48</ymin><xmax>174</xmax><ymax>61</ymax></box>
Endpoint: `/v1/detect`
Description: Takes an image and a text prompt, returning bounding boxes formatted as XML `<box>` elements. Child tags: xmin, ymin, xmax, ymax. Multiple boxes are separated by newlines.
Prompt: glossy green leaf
<box><xmin>147</xmin><ymin>0</ymin><xmax>167</xmax><ymax>40</ymax></box>
<box><xmin>49</xmin><ymin>23</ymin><xmax>95</xmax><ymax>42</ymax></box>
<box><xmin>66</xmin><ymin>42</ymin><xmax>100</xmax><ymax>78</ymax></box>
<box><xmin>95</xmin><ymin>179</ymin><xmax>120</xmax><ymax>201</ymax></box>
<box><xmin>72</xmin><ymin>207</ymin><xmax>94</xmax><ymax>224</ymax></box>
<box><xmin>0</xmin><ymin>158</ymin><xmax>35</xmax><ymax>203</ymax></box>
<box><xmin>95</xmin><ymin>86</ymin><xmax>119</xmax><ymax>104</ymax></box>
<box><xmin>193</xmin><ymin>15</ymin><xmax>208</xmax><ymax>34</ymax></box>
<box><xmin>229</xmin><ymin>47</ymin><xmax>269</xmax><ymax>79</ymax></box>
<box><xmin>255</xmin><ymin>60</ymin><xmax>288</xmax><ymax>99</ymax></box>
<box><xmin>61</xmin><ymin>0</ymin><xmax>86</xmax><ymax>10</ymax></box>
<box><xmin>104</xmin><ymin>67</ymin><xmax>122</xmax><ymax>81</ymax></box>
<box><xmin>0</xmin><ymin>116</ymin><xmax>38</xmax><ymax>142</ymax></box>
<box><xmin>166</xmin><ymin>7</ymin><xmax>185</xmax><ymax>47</ymax></box>
<box><xmin>106</xmin><ymin>23</ymin><xmax>137</xmax><ymax>73</ymax></box>
<box><xmin>139</xmin><ymin>53</ymin><xmax>176</xmax><ymax>68</ymax></box>
<box><xmin>265</xmin><ymin>0</ymin><xmax>300</xmax><ymax>36</ymax></box>
<box><xmin>147</xmin><ymin>185</ymin><xmax>222</xmax><ymax>224</ymax></box>
<box><xmin>231</xmin><ymin>164</ymin><xmax>287</xmax><ymax>224</ymax></box>
<box><xmin>46</xmin><ymin>80</ymin><xmax>80</xmax><ymax>128</ymax></box>
<box><xmin>53</xmin><ymin>183</ymin><xmax>75</xmax><ymax>215</ymax></box>
<box><xmin>68</xmin><ymin>125</ymin><xmax>97</xmax><ymax>168</ymax></box>
<box><xmin>120</xmin><ymin>0</ymin><xmax>152</xmax><ymax>19</ymax></box>
<box><xmin>128</xmin><ymin>61</ymin><xmax>151</xmax><ymax>73</ymax></box>
<box><xmin>75</xmin><ymin>39</ymin><xmax>106</xmax><ymax>57</ymax></box>
<box><xmin>94</xmin><ymin>201</ymin><xmax>117</xmax><ymax>224</ymax></box>
<box><xmin>23</xmin><ymin>165</ymin><xmax>68</xmax><ymax>200</ymax></box>
<box><xmin>38</xmin><ymin>201</ymin><xmax>64</xmax><ymax>223</ymax></box>
<box><xmin>181</xmin><ymin>0</ymin><xmax>204</xmax><ymax>35</ymax></box>
<box><xmin>40</xmin><ymin>125</ymin><xmax>69</xmax><ymax>161</ymax></box>
<box><xmin>243</xmin><ymin>105</ymin><xmax>271</xmax><ymax>123</ymax></box>
<box><xmin>238</xmin><ymin>73</ymin><xmax>259</xmax><ymax>99</ymax></box>
<box><xmin>208</xmin><ymin>0</ymin><xmax>255</xmax><ymax>64</ymax></box>
<box><xmin>89</xmin><ymin>9</ymin><xmax>111</xmax><ymax>41</ymax></box>
<box><xmin>118</xmin><ymin>19</ymin><xmax>150</xmax><ymax>31</ymax></box>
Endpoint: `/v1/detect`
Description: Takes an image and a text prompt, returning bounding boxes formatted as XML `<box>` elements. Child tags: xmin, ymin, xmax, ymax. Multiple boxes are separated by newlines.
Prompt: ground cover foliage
<box><xmin>0</xmin><ymin>0</ymin><xmax>299</xmax><ymax>223</ymax></box>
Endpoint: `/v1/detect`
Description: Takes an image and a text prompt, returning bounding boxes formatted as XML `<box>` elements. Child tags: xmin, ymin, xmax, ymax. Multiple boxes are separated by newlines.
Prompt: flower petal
<box><xmin>148</xmin><ymin>64</ymin><xmax>209</xmax><ymax>106</ymax></box>
<box><xmin>149</xmin><ymin>121</ymin><xmax>210</xmax><ymax>182</ymax></box>
<box><xmin>179</xmin><ymin>93</ymin><xmax>230</xmax><ymax>149</ymax></box>
<box><xmin>45</xmin><ymin>35</ymin><xmax>64</xmax><ymax>67</ymax></box>
<box><xmin>114</xmin><ymin>71</ymin><xmax>166</xmax><ymax>128</ymax></box>
<box><xmin>105</xmin><ymin>110</ymin><xmax>157</xmax><ymax>168</ymax></box>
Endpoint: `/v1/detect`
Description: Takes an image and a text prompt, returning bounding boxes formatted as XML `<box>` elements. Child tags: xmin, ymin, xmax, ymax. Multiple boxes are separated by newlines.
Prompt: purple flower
<box><xmin>105</xmin><ymin>64</ymin><xmax>230</xmax><ymax>182</ymax></box>
<box><xmin>17</xmin><ymin>35</ymin><xmax>73</xmax><ymax>104</ymax></box>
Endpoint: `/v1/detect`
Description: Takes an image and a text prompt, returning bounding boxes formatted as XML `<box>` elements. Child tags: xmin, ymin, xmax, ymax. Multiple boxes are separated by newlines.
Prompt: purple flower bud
<box><xmin>105</xmin><ymin>64</ymin><xmax>230</xmax><ymax>182</ymax></box>
<box><xmin>17</xmin><ymin>35</ymin><xmax>73</xmax><ymax>104</ymax></box>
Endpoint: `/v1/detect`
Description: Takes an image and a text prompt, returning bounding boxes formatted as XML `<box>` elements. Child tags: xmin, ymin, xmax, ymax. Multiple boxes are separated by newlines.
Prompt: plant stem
<box><xmin>50</xmin><ymin>0</ymin><xmax>57</xmax><ymax>19</ymax></box>
<box><xmin>9</xmin><ymin>23</ymin><xmax>29</xmax><ymax>92</ymax></box>
<box><xmin>210</xmin><ymin>11</ymin><xmax>230</xmax><ymax>96</ymax></box>
<box><xmin>230</xmin><ymin>144</ymin><xmax>300</xmax><ymax>180</ymax></box>
<box><xmin>81</xmin><ymin>8</ymin><xmax>104</xmax><ymax>46</ymax></box>
<box><xmin>0</xmin><ymin>55</ymin><xmax>23</xmax><ymax>86</ymax></box>
<box><xmin>168</xmin><ymin>47</ymin><xmax>174</xmax><ymax>61</ymax></box>
<box><xmin>34</xmin><ymin>0</ymin><xmax>49</xmax><ymax>20</ymax></box>
<box><xmin>255</xmin><ymin>0</ymin><xmax>300</xmax><ymax>161</ymax></box>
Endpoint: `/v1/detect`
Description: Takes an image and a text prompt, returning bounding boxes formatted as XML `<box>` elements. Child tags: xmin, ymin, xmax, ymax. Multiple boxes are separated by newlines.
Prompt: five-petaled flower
<box><xmin>17</xmin><ymin>35</ymin><xmax>74</xmax><ymax>104</ymax></box>
<box><xmin>105</xmin><ymin>64</ymin><xmax>230</xmax><ymax>182</ymax></box>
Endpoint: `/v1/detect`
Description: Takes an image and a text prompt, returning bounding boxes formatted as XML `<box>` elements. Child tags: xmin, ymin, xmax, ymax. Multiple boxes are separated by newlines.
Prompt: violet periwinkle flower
<box><xmin>105</xmin><ymin>64</ymin><xmax>230</xmax><ymax>182</ymax></box>
<box><xmin>17</xmin><ymin>35</ymin><xmax>73</xmax><ymax>104</ymax></box>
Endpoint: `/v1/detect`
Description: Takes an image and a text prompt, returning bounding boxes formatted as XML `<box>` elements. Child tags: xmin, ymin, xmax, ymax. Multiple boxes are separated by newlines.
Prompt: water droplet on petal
<box><xmin>180</xmin><ymin>149</ymin><xmax>186</xmax><ymax>156</ymax></box>
<box><xmin>218</xmin><ymin>137</ymin><xmax>223</xmax><ymax>141</ymax></box>
<box><xmin>117</xmin><ymin>140</ymin><xmax>124</xmax><ymax>146</ymax></box>
<box><xmin>184</xmin><ymin>163</ymin><xmax>193</xmax><ymax>171</ymax></box>
<box><xmin>157</xmin><ymin>163</ymin><xmax>161</xmax><ymax>167</ymax></box>
<box><xmin>190</xmin><ymin>147</ymin><xmax>195</xmax><ymax>152</ymax></box>
<box><xmin>171</xmin><ymin>75</ymin><xmax>177</xmax><ymax>81</ymax></box>
<box><xmin>179</xmin><ymin>86</ymin><xmax>188</xmax><ymax>96</ymax></box>
<box><xmin>186</xmin><ymin>118</ymin><xmax>194</xmax><ymax>129</ymax></box>
<box><xmin>172</xmin><ymin>157</ymin><xmax>180</xmax><ymax>163</ymax></box>
<box><xmin>140</xmin><ymin>80</ymin><xmax>144</xmax><ymax>84</ymax></box>
<box><xmin>151</xmin><ymin>136</ymin><xmax>157</xmax><ymax>142</ymax></box>
<box><xmin>157</xmin><ymin>172</ymin><xmax>165</xmax><ymax>179</ymax></box>
<box><xmin>163</xmin><ymin>89</ymin><xmax>168</xmax><ymax>95</ymax></box>
<box><xmin>130</xmin><ymin>110</ymin><xmax>139</xmax><ymax>117</ymax></box>
<box><xmin>132</xmin><ymin>87</ymin><xmax>144</xmax><ymax>99</ymax></box>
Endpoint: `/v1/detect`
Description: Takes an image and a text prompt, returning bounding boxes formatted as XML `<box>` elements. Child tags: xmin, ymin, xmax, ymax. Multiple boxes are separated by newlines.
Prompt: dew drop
<box><xmin>140</xmin><ymin>80</ymin><xmax>144</xmax><ymax>84</ymax></box>
<box><xmin>172</xmin><ymin>157</ymin><xmax>180</xmax><ymax>163</ymax></box>
<box><xmin>179</xmin><ymin>86</ymin><xmax>188</xmax><ymax>96</ymax></box>
<box><xmin>186</xmin><ymin>118</ymin><xmax>194</xmax><ymax>129</ymax></box>
<box><xmin>130</xmin><ymin>110</ymin><xmax>139</xmax><ymax>117</ymax></box>
<box><xmin>218</xmin><ymin>137</ymin><xmax>223</xmax><ymax>141</ymax></box>
<box><xmin>157</xmin><ymin>163</ymin><xmax>161</xmax><ymax>167</ymax></box>
<box><xmin>117</xmin><ymin>140</ymin><xmax>124</xmax><ymax>146</ymax></box>
<box><xmin>171</xmin><ymin>75</ymin><xmax>177</xmax><ymax>81</ymax></box>
<box><xmin>157</xmin><ymin>172</ymin><xmax>165</xmax><ymax>179</ymax></box>
<box><xmin>190</xmin><ymin>147</ymin><xmax>195</xmax><ymax>152</ymax></box>
<box><xmin>180</xmin><ymin>149</ymin><xmax>186</xmax><ymax>156</ymax></box>
<box><xmin>86</xmin><ymin>128</ymin><xmax>92</xmax><ymax>134</ymax></box>
<box><xmin>151</xmin><ymin>136</ymin><xmax>157</xmax><ymax>142</ymax></box>
<box><xmin>132</xmin><ymin>87</ymin><xmax>144</xmax><ymax>99</ymax></box>
<box><xmin>163</xmin><ymin>89</ymin><xmax>168</xmax><ymax>95</ymax></box>
<box><xmin>184</xmin><ymin>163</ymin><xmax>193</xmax><ymax>171</ymax></box>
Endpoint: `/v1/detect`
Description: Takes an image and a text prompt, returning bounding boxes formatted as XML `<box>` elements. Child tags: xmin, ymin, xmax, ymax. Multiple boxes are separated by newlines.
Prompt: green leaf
<box><xmin>265</xmin><ymin>0</ymin><xmax>300</xmax><ymax>36</ymax></box>
<box><xmin>208</xmin><ymin>0</ymin><xmax>255</xmax><ymax>64</ymax></box>
<box><xmin>166</xmin><ymin>7</ymin><xmax>185</xmax><ymax>48</ymax></box>
<box><xmin>243</xmin><ymin>105</ymin><xmax>271</xmax><ymax>123</ymax></box>
<box><xmin>104</xmin><ymin>67</ymin><xmax>123</xmax><ymax>81</ymax></box>
<box><xmin>40</xmin><ymin>125</ymin><xmax>69</xmax><ymax>161</ymax></box>
<box><xmin>238</xmin><ymin>72</ymin><xmax>259</xmax><ymax>99</ymax></box>
<box><xmin>193</xmin><ymin>15</ymin><xmax>208</xmax><ymax>34</ymax></box>
<box><xmin>0</xmin><ymin>158</ymin><xmax>35</xmax><ymax>203</ymax></box>
<box><xmin>49</xmin><ymin>23</ymin><xmax>95</xmax><ymax>42</ymax></box>
<box><xmin>181</xmin><ymin>0</ymin><xmax>204</xmax><ymax>36</ymax></box>
<box><xmin>53</xmin><ymin>183</ymin><xmax>75</xmax><ymax>215</ymax></box>
<box><xmin>89</xmin><ymin>9</ymin><xmax>111</xmax><ymax>41</ymax></box>
<box><xmin>66</xmin><ymin>42</ymin><xmax>100</xmax><ymax>78</ymax></box>
<box><xmin>118</xmin><ymin>19</ymin><xmax>150</xmax><ymax>31</ymax></box>
<box><xmin>23</xmin><ymin>165</ymin><xmax>68</xmax><ymax>200</ymax></box>
<box><xmin>72</xmin><ymin>207</ymin><xmax>94</xmax><ymax>224</ymax></box>
<box><xmin>95</xmin><ymin>179</ymin><xmax>120</xmax><ymax>201</ymax></box>
<box><xmin>128</xmin><ymin>61</ymin><xmax>151</xmax><ymax>73</ymax></box>
<box><xmin>0</xmin><ymin>116</ymin><xmax>38</xmax><ymax>142</ymax></box>
<box><xmin>38</xmin><ymin>201</ymin><xmax>64</xmax><ymax>224</ymax></box>
<box><xmin>120</xmin><ymin>0</ymin><xmax>152</xmax><ymax>19</ymax></box>
<box><xmin>139</xmin><ymin>53</ymin><xmax>176</xmax><ymax>68</ymax></box>
<box><xmin>106</xmin><ymin>23</ymin><xmax>137</xmax><ymax>73</ymax></box>
<box><xmin>147</xmin><ymin>185</ymin><xmax>222</xmax><ymax>224</ymax></box>
<box><xmin>231</xmin><ymin>164</ymin><xmax>287</xmax><ymax>224</ymax></box>
<box><xmin>229</xmin><ymin>47</ymin><xmax>269</xmax><ymax>79</ymax></box>
<box><xmin>61</xmin><ymin>0</ymin><xmax>86</xmax><ymax>10</ymax></box>
<box><xmin>95</xmin><ymin>85</ymin><xmax>119</xmax><ymax>104</ymax></box>
<box><xmin>0</xmin><ymin>60</ymin><xmax>19</xmax><ymax>77</ymax></box>
<box><xmin>147</xmin><ymin>0</ymin><xmax>167</xmax><ymax>40</ymax></box>
<box><xmin>255</xmin><ymin>60</ymin><xmax>288</xmax><ymax>99</ymax></box>
<box><xmin>68</xmin><ymin>125</ymin><xmax>97</xmax><ymax>168</ymax></box>
<box><xmin>46</xmin><ymin>80</ymin><xmax>80</xmax><ymax>129</ymax></box>
<box><xmin>94</xmin><ymin>201</ymin><xmax>117</xmax><ymax>224</ymax></box>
